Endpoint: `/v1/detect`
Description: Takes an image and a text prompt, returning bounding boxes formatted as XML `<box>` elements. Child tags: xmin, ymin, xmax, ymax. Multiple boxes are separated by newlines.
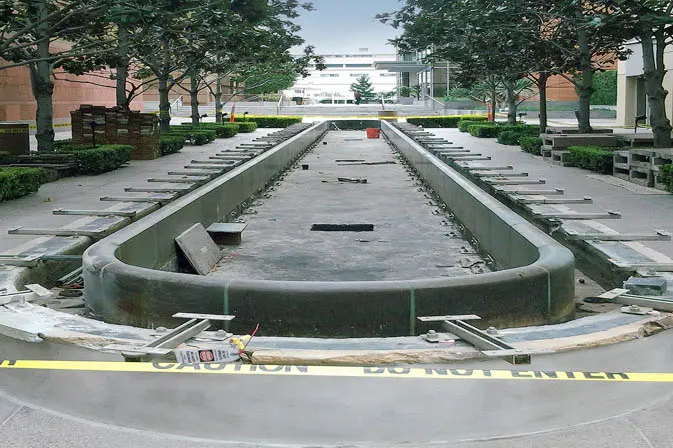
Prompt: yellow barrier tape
<box><xmin>1</xmin><ymin>359</ymin><xmax>671</xmax><ymax>382</ymax></box>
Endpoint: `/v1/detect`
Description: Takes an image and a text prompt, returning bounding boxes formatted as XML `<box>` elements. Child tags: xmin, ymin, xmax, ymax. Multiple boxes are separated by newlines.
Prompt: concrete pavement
<box><xmin>1</xmin><ymin>331</ymin><xmax>673</xmax><ymax>447</ymax></box>
<box><xmin>432</xmin><ymin>129</ymin><xmax>673</xmax><ymax>260</ymax></box>
<box><xmin>1</xmin><ymin>128</ymin><xmax>278</xmax><ymax>253</ymax></box>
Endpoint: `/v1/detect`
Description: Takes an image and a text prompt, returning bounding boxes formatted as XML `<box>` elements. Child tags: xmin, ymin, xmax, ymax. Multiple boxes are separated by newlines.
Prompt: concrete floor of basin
<box><xmin>210</xmin><ymin>130</ymin><xmax>490</xmax><ymax>281</ymax></box>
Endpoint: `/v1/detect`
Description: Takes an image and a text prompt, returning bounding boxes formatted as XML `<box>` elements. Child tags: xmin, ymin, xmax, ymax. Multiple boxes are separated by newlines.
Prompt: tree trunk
<box><xmin>215</xmin><ymin>74</ymin><xmax>223</xmax><ymax>123</ymax></box>
<box><xmin>575</xmin><ymin>10</ymin><xmax>593</xmax><ymax>133</ymax></box>
<box><xmin>641</xmin><ymin>29</ymin><xmax>672</xmax><ymax>148</ymax></box>
<box><xmin>537</xmin><ymin>72</ymin><xmax>549</xmax><ymax>134</ymax></box>
<box><xmin>115</xmin><ymin>23</ymin><xmax>129</xmax><ymax>108</ymax></box>
<box><xmin>190</xmin><ymin>73</ymin><xmax>200</xmax><ymax>125</ymax></box>
<box><xmin>158</xmin><ymin>75</ymin><xmax>171</xmax><ymax>133</ymax></box>
<box><xmin>29</xmin><ymin>46</ymin><xmax>55</xmax><ymax>151</ymax></box>
<box><xmin>503</xmin><ymin>78</ymin><xmax>517</xmax><ymax>125</ymax></box>
<box><xmin>490</xmin><ymin>87</ymin><xmax>497</xmax><ymax>123</ymax></box>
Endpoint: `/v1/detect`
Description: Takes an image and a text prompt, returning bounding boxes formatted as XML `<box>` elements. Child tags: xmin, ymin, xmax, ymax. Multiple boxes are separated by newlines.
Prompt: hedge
<box><xmin>408</xmin><ymin>115</ymin><xmax>488</xmax><ymax>128</ymax></box>
<box><xmin>458</xmin><ymin>119</ymin><xmax>492</xmax><ymax>132</ymax></box>
<box><xmin>567</xmin><ymin>146</ymin><xmax>614</xmax><ymax>174</ymax></box>
<box><xmin>57</xmin><ymin>144</ymin><xmax>133</xmax><ymax>174</ymax></box>
<box><xmin>245</xmin><ymin>116</ymin><xmax>302</xmax><ymax>128</ymax></box>
<box><xmin>657</xmin><ymin>164</ymin><xmax>673</xmax><ymax>192</ymax></box>
<box><xmin>494</xmin><ymin>124</ymin><xmax>539</xmax><ymax>137</ymax></box>
<box><xmin>168</xmin><ymin>126</ymin><xmax>216</xmax><ymax>145</ymax></box>
<box><xmin>468</xmin><ymin>124</ymin><xmax>498</xmax><ymax>138</ymax></box>
<box><xmin>235</xmin><ymin>121</ymin><xmax>258</xmax><ymax>133</ymax></box>
<box><xmin>0</xmin><ymin>167</ymin><xmax>44</xmax><ymax>201</ymax></box>
<box><xmin>178</xmin><ymin>124</ymin><xmax>235</xmax><ymax>139</ymax></box>
<box><xmin>0</xmin><ymin>151</ymin><xmax>15</xmax><ymax>165</ymax></box>
<box><xmin>520</xmin><ymin>137</ymin><xmax>543</xmax><ymax>155</ymax></box>
<box><xmin>497</xmin><ymin>130</ymin><xmax>523</xmax><ymax>145</ymax></box>
<box><xmin>159</xmin><ymin>136</ymin><xmax>184</xmax><ymax>156</ymax></box>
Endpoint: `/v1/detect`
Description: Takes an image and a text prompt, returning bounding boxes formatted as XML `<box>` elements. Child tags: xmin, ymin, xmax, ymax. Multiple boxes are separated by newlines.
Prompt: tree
<box><xmin>0</xmin><ymin>0</ymin><xmax>111</xmax><ymax>150</ymax></box>
<box><xmin>351</xmin><ymin>74</ymin><xmax>375</xmax><ymax>103</ymax></box>
<box><xmin>590</xmin><ymin>70</ymin><xmax>617</xmax><ymax>106</ymax></box>
<box><xmin>594</xmin><ymin>1</ymin><xmax>672</xmax><ymax>147</ymax></box>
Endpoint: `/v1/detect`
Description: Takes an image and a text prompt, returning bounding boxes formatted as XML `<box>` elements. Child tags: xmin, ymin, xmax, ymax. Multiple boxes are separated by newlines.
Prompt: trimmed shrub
<box><xmin>494</xmin><ymin>124</ymin><xmax>539</xmax><ymax>137</ymax></box>
<box><xmin>520</xmin><ymin>137</ymin><xmax>543</xmax><ymax>155</ymax></box>
<box><xmin>497</xmin><ymin>130</ymin><xmax>523</xmax><ymax>145</ymax></box>
<box><xmin>567</xmin><ymin>145</ymin><xmax>614</xmax><ymax>174</ymax></box>
<box><xmin>0</xmin><ymin>167</ymin><xmax>44</xmax><ymax>201</ymax></box>
<box><xmin>468</xmin><ymin>124</ymin><xmax>498</xmax><ymax>138</ymax></box>
<box><xmin>0</xmin><ymin>151</ymin><xmax>16</xmax><ymax>165</ymax></box>
<box><xmin>235</xmin><ymin>121</ymin><xmax>258</xmax><ymax>133</ymax></box>
<box><xmin>458</xmin><ymin>119</ymin><xmax>491</xmax><ymax>132</ymax></box>
<box><xmin>657</xmin><ymin>164</ymin><xmax>673</xmax><ymax>192</ymax></box>
<box><xmin>57</xmin><ymin>144</ymin><xmax>133</xmax><ymax>174</ymax></box>
<box><xmin>245</xmin><ymin>116</ymin><xmax>302</xmax><ymax>128</ymax></box>
<box><xmin>169</xmin><ymin>126</ymin><xmax>216</xmax><ymax>144</ymax></box>
<box><xmin>179</xmin><ymin>123</ymin><xmax>237</xmax><ymax>139</ymax></box>
<box><xmin>52</xmin><ymin>139</ymin><xmax>74</xmax><ymax>151</ymax></box>
<box><xmin>159</xmin><ymin>136</ymin><xmax>184</xmax><ymax>156</ymax></box>
<box><xmin>408</xmin><ymin>115</ymin><xmax>488</xmax><ymax>128</ymax></box>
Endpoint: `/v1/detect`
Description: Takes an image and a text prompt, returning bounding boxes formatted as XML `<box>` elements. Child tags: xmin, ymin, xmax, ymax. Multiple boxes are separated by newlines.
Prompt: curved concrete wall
<box><xmin>83</xmin><ymin>121</ymin><xmax>575</xmax><ymax>336</ymax></box>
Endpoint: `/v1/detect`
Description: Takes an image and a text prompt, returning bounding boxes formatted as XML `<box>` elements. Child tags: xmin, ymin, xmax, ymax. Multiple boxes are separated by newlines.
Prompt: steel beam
<box><xmin>184</xmin><ymin>165</ymin><xmax>235</xmax><ymax>170</ymax></box>
<box><xmin>487</xmin><ymin>179</ymin><xmax>546</xmax><ymax>185</ymax></box>
<box><xmin>518</xmin><ymin>197</ymin><xmax>592</xmax><ymax>204</ymax></box>
<box><xmin>167</xmin><ymin>171</ymin><xmax>220</xmax><ymax>176</ymax></box>
<box><xmin>474</xmin><ymin>172</ymin><xmax>529</xmax><ymax>178</ymax></box>
<box><xmin>463</xmin><ymin>165</ymin><xmax>514</xmax><ymax>171</ymax></box>
<box><xmin>148</xmin><ymin>177</ymin><xmax>209</xmax><ymax>183</ymax></box>
<box><xmin>566</xmin><ymin>231</ymin><xmax>670</xmax><ymax>241</ymax></box>
<box><xmin>598</xmin><ymin>288</ymin><xmax>673</xmax><ymax>312</ymax></box>
<box><xmin>124</xmin><ymin>186</ymin><xmax>192</xmax><ymax>193</ymax></box>
<box><xmin>100</xmin><ymin>195</ymin><xmax>174</xmax><ymax>203</ymax></box>
<box><xmin>7</xmin><ymin>226</ymin><xmax>103</xmax><ymax>238</ymax></box>
<box><xmin>496</xmin><ymin>188</ymin><xmax>565</xmax><ymax>195</ymax></box>
<box><xmin>445</xmin><ymin>156</ymin><xmax>492</xmax><ymax>161</ymax></box>
<box><xmin>533</xmin><ymin>210</ymin><xmax>621</xmax><ymax>220</ymax></box>
<box><xmin>190</xmin><ymin>160</ymin><xmax>236</xmax><ymax>165</ymax></box>
<box><xmin>52</xmin><ymin>208</ymin><xmax>137</xmax><ymax>218</ymax></box>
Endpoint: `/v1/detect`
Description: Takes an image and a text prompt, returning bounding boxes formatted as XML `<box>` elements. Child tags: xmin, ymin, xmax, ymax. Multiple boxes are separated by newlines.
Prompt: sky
<box><xmin>292</xmin><ymin>0</ymin><xmax>401</xmax><ymax>55</ymax></box>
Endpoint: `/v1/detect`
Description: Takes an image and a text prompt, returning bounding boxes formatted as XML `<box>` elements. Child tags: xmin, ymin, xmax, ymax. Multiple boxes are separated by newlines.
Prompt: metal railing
<box><xmin>169</xmin><ymin>96</ymin><xmax>183</xmax><ymax>114</ymax></box>
<box><xmin>424</xmin><ymin>94</ymin><xmax>447</xmax><ymax>113</ymax></box>
<box><xmin>276</xmin><ymin>95</ymin><xmax>284</xmax><ymax>115</ymax></box>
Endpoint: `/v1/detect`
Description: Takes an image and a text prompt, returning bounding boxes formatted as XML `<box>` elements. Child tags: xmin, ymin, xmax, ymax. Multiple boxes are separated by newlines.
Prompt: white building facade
<box><xmin>285</xmin><ymin>51</ymin><xmax>398</xmax><ymax>104</ymax></box>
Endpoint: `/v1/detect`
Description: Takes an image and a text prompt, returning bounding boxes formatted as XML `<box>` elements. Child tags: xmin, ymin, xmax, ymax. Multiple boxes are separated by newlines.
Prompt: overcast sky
<box><xmin>293</xmin><ymin>0</ymin><xmax>401</xmax><ymax>54</ymax></box>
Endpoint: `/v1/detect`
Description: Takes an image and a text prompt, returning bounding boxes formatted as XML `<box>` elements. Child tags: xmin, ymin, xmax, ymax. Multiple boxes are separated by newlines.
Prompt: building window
<box><xmin>345</xmin><ymin>64</ymin><xmax>372</xmax><ymax>68</ymax></box>
<box><xmin>324</xmin><ymin>64</ymin><xmax>344</xmax><ymax>68</ymax></box>
<box><xmin>320</xmin><ymin>73</ymin><xmax>339</xmax><ymax>77</ymax></box>
<box><xmin>380</xmin><ymin>73</ymin><xmax>396</xmax><ymax>77</ymax></box>
<box><xmin>350</xmin><ymin>73</ymin><xmax>367</xmax><ymax>77</ymax></box>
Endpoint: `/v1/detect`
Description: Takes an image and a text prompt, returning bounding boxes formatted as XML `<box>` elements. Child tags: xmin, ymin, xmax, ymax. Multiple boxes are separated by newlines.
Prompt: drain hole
<box><xmin>311</xmin><ymin>224</ymin><xmax>374</xmax><ymax>232</ymax></box>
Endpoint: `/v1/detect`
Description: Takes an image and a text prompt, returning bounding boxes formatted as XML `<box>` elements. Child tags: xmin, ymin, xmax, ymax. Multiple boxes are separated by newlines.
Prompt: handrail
<box><xmin>169</xmin><ymin>96</ymin><xmax>182</xmax><ymax>114</ymax></box>
<box><xmin>424</xmin><ymin>94</ymin><xmax>446</xmax><ymax>113</ymax></box>
<box><xmin>276</xmin><ymin>95</ymin><xmax>284</xmax><ymax>115</ymax></box>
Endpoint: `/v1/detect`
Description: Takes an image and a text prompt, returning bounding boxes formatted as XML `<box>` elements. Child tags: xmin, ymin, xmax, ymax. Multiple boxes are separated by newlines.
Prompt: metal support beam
<box><xmin>7</xmin><ymin>226</ymin><xmax>103</xmax><ymax>238</ymax></box>
<box><xmin>52</xmin><ymin>208</ymin><xmax>137</xmax><ymax>218</ymax></box>
<box><xmin>148</xmin><ymin>177</ymin><xmax>208</xmax><ymax>183</ymax></box>
<box><xmin>608</xmin><ymin>261</ymin><xmax>673</xmax><ymax>271</ymax></box>
<box><xmin>184</xmin><ymin>165</ymin><xmax>235</xmax><ymax>170</ymax></box>
<box><xmin>517</xmin><ymin>197</ymin><xmax>592</xmax><ymax>205</ymax></box>
<box><xmin>496</xmin><ymin>188</ymin><xmax>564</xmax><ymax>195</ymax></box>
<box><xmin>463</xmin><ymin>165</ymin><xmax>514</xmax><ymax>171</ymax></box>
<box><xmin>534</xmin><ymin>211</ymin><xmax>621</xmax><ymax>220</ymax></box>
<box><xmin>598</xmin><ymin>288</ymin><xmax>673</xmax><ymax>312</ymax></box>
<box><xmin>124</xmin><ymin>186</ymin><xmax>192</xmax><ymax>193</ymax></box>
<box><xmin>100</xmin><ymin>195</ymin><xmax>174</xmax><ymax>203</ymax></box>
<box><xmin>566</xmin><ymin>230</ymin><xmax>670</xmax><ymax>241</ymax></box>
<box><xmin>167</xmin><ymin>171</ymin><xmax>220</xmax><ymax>177</ymax></box>
<box><xmin>474</xmin><ymin>172</ymin><xmax>529</xmax><ymax>178</ymax></box>
<box><xmin>190</xmin><ymin>160</ymin><xmax>236</xmax><ymax>165</ymax></box>
<box><xmin>445</xmin><ymin>156</ymin><xmax>492</xmax><ymax>161</ymax></box>
<box><xmin>419</xmin><ymin>315</ymin><xmax>531</xmax><ymax>365</ymax></box>
<box><xmin>487</xmin><ymin>179</ymin><xmax>546</xmax><ymax>185</ymax></box>
<box><xmin>0</xmin><ymin>254</ymin><xmax>82</xmax><ymax>267</ymax></box>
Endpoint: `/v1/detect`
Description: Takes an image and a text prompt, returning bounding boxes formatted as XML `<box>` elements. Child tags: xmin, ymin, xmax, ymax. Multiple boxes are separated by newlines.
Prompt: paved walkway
<box><xmin>433</xmin><ymin>129</ymin><xmax>673</xmax><ymax>260</ymax></box>
<box><xmin>1</xmin><ymin>128</ymin><xmax>277</xmax><ymax>253</ymax></box>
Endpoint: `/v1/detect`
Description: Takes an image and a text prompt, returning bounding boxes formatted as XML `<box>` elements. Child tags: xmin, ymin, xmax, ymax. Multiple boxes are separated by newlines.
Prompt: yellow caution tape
<box><xmin>1</xmin><ymin>359</ymin><xmax>671</xmax><ymax>382</ymax></box>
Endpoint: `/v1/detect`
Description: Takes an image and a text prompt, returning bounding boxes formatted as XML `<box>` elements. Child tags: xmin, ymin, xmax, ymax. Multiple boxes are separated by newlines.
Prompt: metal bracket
<box><xmin>598</xmin><ymin>288</ymin><xmax>673</xmax><ymax>312</ymax></box>
<box><xmin>419</xmin><ymin>314</ymin><xmax>532</xmax><ymax>365</ymax></box>
<box><xmin>497</xmin><ymin>188</ymin><xmax>564</xmax><ymax>195</ymax></box>
<box><xmin>566</xmin><ymin>230</ymin><xmax>670</xmax><ymax>241</ymax></box>
<box><xmin>486</xmin><ymin>179</ymin><xmax>546</xmax><ymax>185</ymax></box>
<box><xmin>7</xmin><ymin>226</ymin><xmax>103</xmax><ymax>238</ymax></box>
<box><xmin>518</xmin><ymin>197</ymin><xmax>592</xmax><ymax>205</ymax></box>
<box><xmin>534</xmin><ymin>210</ymin><xmax>621</xmax><ymax>220</ymax></box>
<box><xmin>105</xmin><ymin>312</ymin><xmax>236</xmax><ymax>361</ymax></box>
<box><xmin>463</xmin><ymin>165</ymin><xmax>514</xmax><ymax>171</ymax></box>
